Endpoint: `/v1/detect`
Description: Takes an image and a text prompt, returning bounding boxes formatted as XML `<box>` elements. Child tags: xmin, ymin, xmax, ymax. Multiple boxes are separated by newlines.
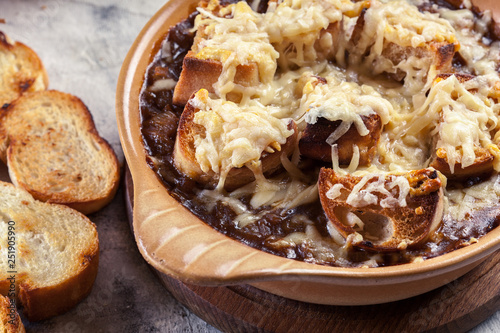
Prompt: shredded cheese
<box><xmin>191</xmin><ymin>89</ymin><xmax>294</xmax><ymax>189</ymax></box>
<box><xmin>298</xmin><ymin>75</ymin><xmax>392</xmax><ymax>135</ymax></box>
<box><xmin>405</xmin><ymin>75</ymin><xmax>498</xmax><ymax>172</ymax></box>
<box><xmin>327</xmin><ymin>174</ymin><xmax>411</xmax><ymax>208</ymax></box>
<box><xmin>349</xmin><ymin>0</ymin><xmax>458</xmax><ymax>94</ymax></box>
<box><xmin>176</xmin><ymin>0</ymin><xmax>500</xmax><ymax>229</ymax></box>
<box><xmin>194</xmin><ymin>1</ymin><xmax>279</xmax><ymax>97</ymax></box>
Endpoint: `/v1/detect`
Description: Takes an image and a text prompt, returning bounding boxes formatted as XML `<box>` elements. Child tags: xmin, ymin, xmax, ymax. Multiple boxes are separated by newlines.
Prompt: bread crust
<box><xmin>430</xmin><ymin>146</ymin><xmax>494</xmax><ymax>181</ymax></box>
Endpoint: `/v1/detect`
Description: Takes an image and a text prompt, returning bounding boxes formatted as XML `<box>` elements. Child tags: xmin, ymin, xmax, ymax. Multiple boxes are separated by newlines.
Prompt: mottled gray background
<box><xmin>0</xmin><ymin>0</ymin><xmax>498</xmax><ymax>332</ymax></box>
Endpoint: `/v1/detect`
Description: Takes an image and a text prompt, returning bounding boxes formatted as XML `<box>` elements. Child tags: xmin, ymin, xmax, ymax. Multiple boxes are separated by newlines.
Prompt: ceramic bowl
<box><xmin>116</xmin><ymin>0</ymin><xmax>500</xmax><ymax>305</ymax></box>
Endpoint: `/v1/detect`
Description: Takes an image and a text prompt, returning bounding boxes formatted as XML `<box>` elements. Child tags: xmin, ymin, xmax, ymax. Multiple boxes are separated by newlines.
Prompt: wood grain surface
<box><xmin>125</xmin><ymin>169</ymin><xmax>500</xmax><ymax>333</ymax></box>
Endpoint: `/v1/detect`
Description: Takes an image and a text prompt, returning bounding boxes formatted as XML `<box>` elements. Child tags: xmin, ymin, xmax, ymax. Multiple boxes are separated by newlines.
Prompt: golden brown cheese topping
<box><xmin>190</xmin><ymin>88</ymin><xmax>294</xmax><ymax>189</ymax></box>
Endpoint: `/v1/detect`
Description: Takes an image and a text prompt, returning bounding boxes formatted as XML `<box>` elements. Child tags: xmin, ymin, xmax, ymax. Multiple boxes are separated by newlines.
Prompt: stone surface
<box><xmin>0</xmin><ymin>1</ymin><xmax>498</xmax><ymax>332</ymax></box>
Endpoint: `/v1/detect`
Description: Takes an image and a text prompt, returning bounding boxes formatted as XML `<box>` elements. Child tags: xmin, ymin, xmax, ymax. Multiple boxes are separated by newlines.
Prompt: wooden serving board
<box><xmin>125</xmin><ymin>169</ymin><xmax>500</xmax><ymax>333</ymax></box>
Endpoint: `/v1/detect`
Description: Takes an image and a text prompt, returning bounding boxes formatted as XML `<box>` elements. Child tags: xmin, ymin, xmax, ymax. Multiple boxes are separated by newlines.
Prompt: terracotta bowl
<box><xmin>116</xmin><ymin>0</ymin><xmax>500</xmax><ymax>305</ymax></box>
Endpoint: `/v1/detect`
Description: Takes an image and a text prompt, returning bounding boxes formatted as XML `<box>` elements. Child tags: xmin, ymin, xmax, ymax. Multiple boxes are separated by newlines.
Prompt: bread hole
<box><xmin>358</xmin><ymin>211</ymin><xmax>393</xmax><ymax>243</ymax></box>
<box><xmin>333</xmin><ymin>206</ymin><xmax>364</xmax><ymax>231</ymax></box>
<box><xmin>334</xmin><ymin>206</ymin><xmax>393</xmax><ymax>244</ymax></box>
<box><xmin>90</xmin><ymin>139</ymin><xmax>101</xmax><ymax>152</ymax></box>
<box><xmin>0</xmin><ymin>211</ymin><xmax>13</xmax><ymax>223</ymax></box>
<box><xmin>18</xmin><ymin>257</ymin><xmax>26</xmax><ymax>268</ymax></box>
<box><xmin>42</xmin><ymin>102</ymin><xmax>51</xmax><ymax>108</ymax></box>
<box><xmin>50</xmin><ymin>185</ymin><xmax>68</xmax><ymax>192</ymax></box>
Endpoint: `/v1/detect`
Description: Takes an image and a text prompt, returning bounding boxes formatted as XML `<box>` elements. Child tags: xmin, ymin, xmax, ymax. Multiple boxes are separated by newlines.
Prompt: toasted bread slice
<box><xmin>172</xmin><ymin>51</ymin><xmax>260</xmax><ymax>105</ymax></box>
<box><xmin>382</xmin><ymin>41</ymin><xmax>456</xmax><ymax>81</ymax></box>
<box><xmin>314</xmin><ymin>21</ymin><xmax>342</xmax><ymax>62</ymax></box>
<box><xmin>0</xmin><ymin>90</ymin><xmax>119</xmax><ymax>215</ymax></box>
<box><xmin>275</xmin><ymin>20</ymin><xmax>343</xmax><ymax>69</ymax></box>
<box><xmin>299</xmin><ymin>113</ymin><xmax>382</xmax><ymax>166</ymax></box>
<box><xmin>174</xmin><ymin>91</ymin><xmax>298</xmax><ymax>191</ymax></box>
<box><xmin>0</xmin><ymin>295</ymin><xmax>24</xmax><ymax>333</ymax></box>
<box><xmin>428</xmin><ymin>74</ymin><xmax>498</xmax><ymax>182</ymax></box>
<box><xmin>0</xmin><ymin>32</ymin><xmax>48</xmax><ymax>108</ymax></box>
<box><xmin>349</xmin><ymin>2</ymin><xmax>458</xmax><ymax>84</ymax></box>
<box><xmin>297</xmin><ymin>72</ymin><xmax>388</xmax><ymax>167</ymax></box>
<box><xmin>0</xmin><ymin>181</ymin><xmax>99</xmax><ymax>321</ymax></box>
<box><xmin>318</xmin><ymin>168</ymin><xmax>444</xmax><ymax>252</ymax></box>
<box><xmin>430</xmin><ymin>146</ymin><xmax>495</xmax><ymax>182</ymax></box>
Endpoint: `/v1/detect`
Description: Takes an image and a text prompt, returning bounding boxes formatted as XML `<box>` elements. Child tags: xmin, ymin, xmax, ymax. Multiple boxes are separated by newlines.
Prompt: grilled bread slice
<box><xmin>173</xmin><ymin>51</ymin><xmax>260</xmax><ymax>105</ymax></box>
<box><xmin>430</xmin><ymin>146</ymin><xmax>495</xmax><ymax>183</ymax></box>
<box><xmin>349</xmin><ymin>2</ymin><xmax>458</xmax><ymax>84</ymax></box>
<box><xmin>0</xmin><ymin>31</ymin><xmax>48</xmax><ymax>108</ymax></box>
<box><xmin>296</xmin><ymin>73</ymin><xmax>389</xmax><ymax>167</ymax></box>
<box><xmin>0</xmin><ymin>181</ymin><xmax>99</xmax><ymax>321</ymax></box>
<box><xmin>318</xmin><ymin>168</ymin><xmax>444</xmax><ymax>252</ymax></box>
<box><xmin>0</xmin><ymin>295</ymin><xmax>25</xmax><ymax>333</ymax></box>
<box><xmin>380</xmin><ymin>41</ymin><xmax>456</xmax><ymax>81</ymax></box>
<box><xmin>428</xmin><ymin>74</ymin><xmax>499</xmax><ymax>183</ymax></box>
<box><xmin>299</xmin><ymin>114</ymin><xmax>382</xmax><ymax>166</ymax></box>
<box><xmin>0</xmin><ymin>90</ymin><xmax>119</xmax><ymax>215</ymax></box>
<box><xmin>174</xmin><ymin>90</ymin><xmax>298</xmax><ymax>191</ymax></box>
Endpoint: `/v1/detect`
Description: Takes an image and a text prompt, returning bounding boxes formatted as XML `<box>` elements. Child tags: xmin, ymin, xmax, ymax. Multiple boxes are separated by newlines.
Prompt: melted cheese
<box><xmin>326</xmin><ymin>173</ymin><xmax>411</xmax><ymax>208</ymax></box>
<box><xmin>298</xmin><ymin>75</ymin><xmax>392</xmax><ymax>136</ymax></box>
<box><xmin>191</xmin><ymin>89</ymin><xmax>293</xmax><ymax>188</ymax></box>
<box><xmin>350</xmin><ymin>0</ymin><xmax>458</xmax><ymax>94</ymax></box>
<box><xmin>367</xmin><ymin>0</ymin><xmax>457</xmax><ymax>50</ymax></box>
<box><xmin>180</xmin><ymin>0</ymin><xmax>500</xmax><ymax>228</ymax></box>
<box><xmin>194</xmin><ymin>1</ymin><xmax>279</xmax><ymax>96</ymax></box>
<box><xmin>447</xmin><ymin>174</ymin><xmax>500</xmax><ymax>221</ymax></box>
<box><xmin>407</xmin><ymin>75</ymin><xmax>498</xmax><ymax>171</ymax></box>
<box><xmin>437</xmin><ymin>4</ymin><xmax>500</xmax><ymax>78</ymax></box>
<box><xmin>264</xmin><ymin>0</ymin><xmax>343</xmax><ymax>68</ymax></box>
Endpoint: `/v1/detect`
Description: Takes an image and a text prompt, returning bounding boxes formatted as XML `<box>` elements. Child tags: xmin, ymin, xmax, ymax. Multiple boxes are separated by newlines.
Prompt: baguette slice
<box><xmin>318</xmin><ymin>168</ymin><xmax>444</xmax><ymax>252</ymax></box>
<box><xmin>173</xmin><ymin>51</ymin><xmax>260</xmax><ymax>105</ymax></box>
<box><xmin>0</xmin><ymin>181</ymin><xmax>99</xmax><ymax>321</ymax></box>
<box><xmin>0</xmin><ymin>295</ymin><xmax>25</xmax><ymax>333</ymax></box>
<box><xmin>299</xmin><ymin>114</ymin><xmax>382</xmax><ymax>166</ymax></box>
<box><xmin>174</xmin><ymin>91</ymin><xmax>298</xmax><ymax>191</ymax></box>
<box><xmin>429</xmin><ymin>74</ymin><xmax>498</xmax><ymax>183</ymax></box>
<box><xmin>349</xmin><ymin>3</ymin><xmax>458</xmax><ymax>85</ymax></box>
<box><xmin>0</xmin><ymin>31</ymin><xmax>48</xmax><ymax>108</ymax></box>
<box><xmin>0</xmin><ymin>90</ymin><xmax>119</xmax><ymax>215</ymax></box>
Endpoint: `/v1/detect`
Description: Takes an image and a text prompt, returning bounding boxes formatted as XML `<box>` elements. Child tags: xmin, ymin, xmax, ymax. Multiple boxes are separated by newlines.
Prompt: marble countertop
<box><xmin>1</xmin><ymin>1</ymin><xmax>498</xmax><ymax>332</ymax></box>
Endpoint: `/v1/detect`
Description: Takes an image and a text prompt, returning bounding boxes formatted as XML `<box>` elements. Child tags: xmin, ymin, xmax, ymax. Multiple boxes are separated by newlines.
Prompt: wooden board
<box><xmin>125</xmin><ymin>168</ymin><xmax>500</xmax><ymax>333</ymax></box>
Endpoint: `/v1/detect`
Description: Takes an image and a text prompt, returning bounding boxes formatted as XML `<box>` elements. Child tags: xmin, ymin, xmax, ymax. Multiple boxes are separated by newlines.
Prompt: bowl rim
<box><xmin>116</xmin><ymin>0</ymin><xmax>500</xmax><ymax>287</ymax></box>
